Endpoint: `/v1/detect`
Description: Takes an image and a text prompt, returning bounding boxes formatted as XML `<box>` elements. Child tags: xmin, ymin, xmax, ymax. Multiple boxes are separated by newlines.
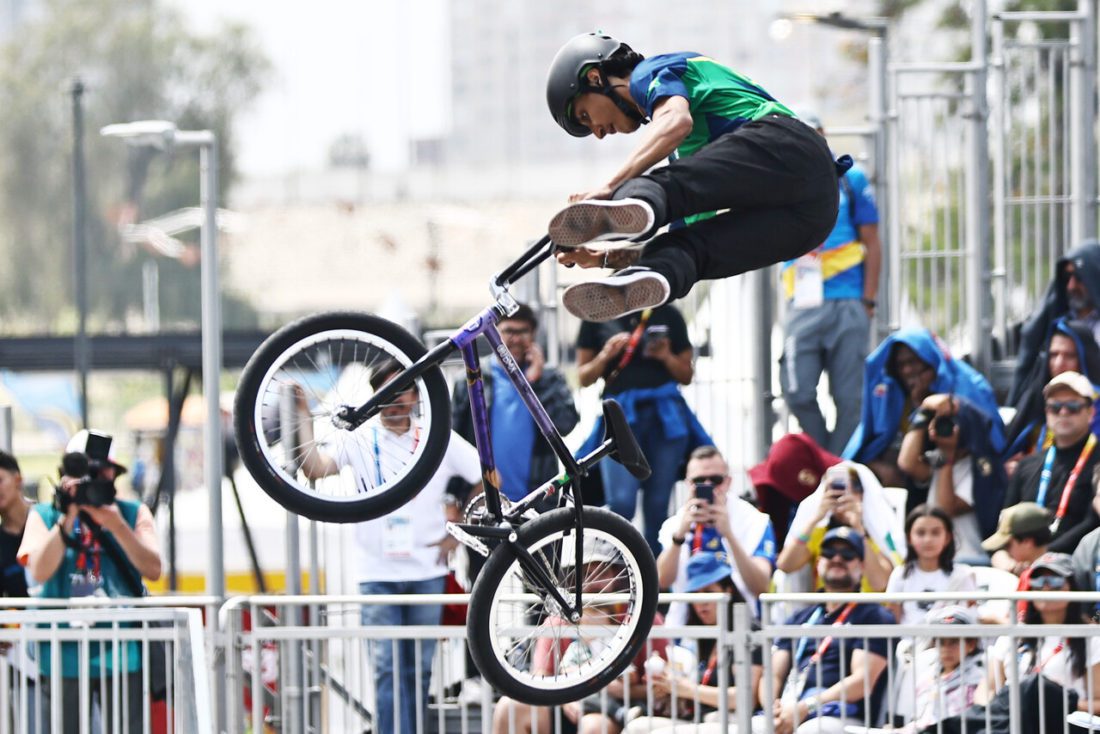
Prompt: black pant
<box><xmin>615</xmin><ymin>114</ymin><xmax>840</xmax><ymax>300</ymax></box>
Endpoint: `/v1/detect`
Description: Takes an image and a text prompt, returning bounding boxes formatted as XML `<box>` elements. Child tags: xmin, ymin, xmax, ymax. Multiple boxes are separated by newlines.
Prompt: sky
<box><xmin>174</xmin><ymin>0</ymin><xmax>449</xmax><ymax>175</ymax></box>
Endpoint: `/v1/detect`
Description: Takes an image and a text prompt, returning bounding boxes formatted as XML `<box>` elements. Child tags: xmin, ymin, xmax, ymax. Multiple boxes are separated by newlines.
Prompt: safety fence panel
<box><xmin>0</xmin><ymin>602</ymin><xmax>212</xmax><ymax>734</ymax></box>
<box><xmin>990</xmin><ymin>9</ymin><xmax>1096</xmax><ymax>352</ymax></box>
<box><xmin>888</xmin><ymin>65</ymin><xmax>982</xmax><ymax>353</ymax></box>
<box><xmin>220</xmin><ymin>592</ymin><xmax>742</xmax><ymax>734</ymax></box>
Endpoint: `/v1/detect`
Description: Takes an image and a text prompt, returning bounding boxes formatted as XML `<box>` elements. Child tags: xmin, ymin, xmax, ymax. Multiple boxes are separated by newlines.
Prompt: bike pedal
<box><xmin>446</xmin><ymin>522</ymin><xmax>491</xmax><ymax>557</ymax></box>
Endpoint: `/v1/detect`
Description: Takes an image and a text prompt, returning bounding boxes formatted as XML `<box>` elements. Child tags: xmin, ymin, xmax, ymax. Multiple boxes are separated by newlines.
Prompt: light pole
<box><xmin>101</xmin><ymin>120</ymin><xmax>226</xmax><ymax>728</ymax></box>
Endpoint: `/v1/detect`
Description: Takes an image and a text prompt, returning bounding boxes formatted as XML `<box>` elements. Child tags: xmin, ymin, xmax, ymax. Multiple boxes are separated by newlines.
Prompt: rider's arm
<box><xmin>602</xmin><ymin>96</ymin><xmax>692</xmax><ymax>192</ymax></box>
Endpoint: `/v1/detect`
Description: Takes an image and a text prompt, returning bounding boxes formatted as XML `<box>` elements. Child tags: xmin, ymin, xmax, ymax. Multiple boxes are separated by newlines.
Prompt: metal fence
<box><xmin>0</xmin><ymin>598</ymin><xmax>213</xmax><ymax>734</ymax></box>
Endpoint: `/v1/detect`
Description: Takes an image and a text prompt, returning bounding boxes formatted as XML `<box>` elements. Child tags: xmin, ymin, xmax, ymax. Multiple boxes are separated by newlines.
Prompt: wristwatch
<box><xmin>671</xmin><ymin>534</ymin><xmax>686</xmax><ymax>546</ymax></box>
<box><xmin>861</xmin><ymin>298</ymin><xmax>876</xmax><ymax>308</ymax></box>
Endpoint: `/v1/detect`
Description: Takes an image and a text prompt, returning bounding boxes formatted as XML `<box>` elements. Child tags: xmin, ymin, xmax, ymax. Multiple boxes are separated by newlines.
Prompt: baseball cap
<box><xmin>981</xmin><ymin>502</ymin><xmax>1052</xmax><ymax>552</ymax></box>
<box><xmin>65</xmin><ymin>429</ymin><xmax>127</xmax><ymax>475</ymax></box>
<box><xmin>1029</xmin><ymin>552</ymin><xmax>1074</xmax><ymax>579</ymax></box>
<box><xmin>821</xmin><ymin>526</ymin><xmax>865</xmax><ymax>558</ymax></box>
<box><xmin>1043</xmin><ymin>371</ymin><xmax>1097</xmax><ymax>400</ymax></box>
<box><xmin>748</xmin><ymin>433</ymin><xmax>842</xmax><ymax>502</ymax></box>
<box><xmin>685</xmin><ymin>551</ymin><xmax>734</xmax><ymax>592</ymax></box>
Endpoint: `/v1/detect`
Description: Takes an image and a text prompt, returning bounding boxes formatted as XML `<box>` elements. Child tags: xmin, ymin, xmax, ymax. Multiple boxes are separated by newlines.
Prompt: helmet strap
<box><xmin>583</xmin><ymin>67</ymin><xmax>647</xmax><ymax>126</ymax></box>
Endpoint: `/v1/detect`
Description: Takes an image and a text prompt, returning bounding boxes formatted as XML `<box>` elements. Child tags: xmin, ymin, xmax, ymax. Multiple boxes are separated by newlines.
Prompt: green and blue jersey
<box><xmin>627</xmin><ymin>52</ymin><xmax>795</xmax><ymax>158</ymax></box>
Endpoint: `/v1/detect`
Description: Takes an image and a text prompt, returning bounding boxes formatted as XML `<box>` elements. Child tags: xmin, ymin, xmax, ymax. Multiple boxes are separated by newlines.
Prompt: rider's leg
<box><xmin>551</xmin><ymin>114</ymin><xmax>836</xmax><ymax>247</ymax></box>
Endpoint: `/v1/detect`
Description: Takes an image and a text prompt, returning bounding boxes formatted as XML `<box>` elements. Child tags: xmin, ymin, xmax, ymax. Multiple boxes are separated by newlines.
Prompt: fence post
<box><xmin>967</xmin><ymin>0</ymin><xmax>994</xmax><ymax>374</ymax></box>
<box><xmin>733</xmin><ymin>602</ymin><xmax>754</xmax><ymax>734</ymax></box>
<box><xmin>1072</xmin><ymin>0</ymin><xmax>1099</xmax><ymax>243</ymax></box>
<box><xmin>868</xmin><ymin>35</ymin><xmax>891</xmax><ymax>345</ymax></box>
<box><xmin>0</xmin><ymin>406</ymin><xmax>11</xmax><ymax>453</ymax></box>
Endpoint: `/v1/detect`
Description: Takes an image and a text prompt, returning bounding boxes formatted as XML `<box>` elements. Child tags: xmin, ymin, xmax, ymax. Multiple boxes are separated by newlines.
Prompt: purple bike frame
<box><xmin>450</xmin><ymin>305</ymin><xmax>580</xmax><ymax>520</ymax></box>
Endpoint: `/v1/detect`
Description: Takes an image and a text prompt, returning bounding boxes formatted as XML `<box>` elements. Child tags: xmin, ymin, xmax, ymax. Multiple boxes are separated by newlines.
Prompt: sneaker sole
<box><xmin>562</xmin><ymin>276</ymin><xmax>668</xmax><ymax>322</ymax></box>
<box><xmin>549</xmin><ymin>200</ymin><xmax>652</xmax><ymax>248</ymax></box>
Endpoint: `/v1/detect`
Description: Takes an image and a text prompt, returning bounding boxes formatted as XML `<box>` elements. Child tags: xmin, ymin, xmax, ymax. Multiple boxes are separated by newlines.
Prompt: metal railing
<box><xmin>0</xmin><ymin>597</ymin><xmax>214</xmax><ymax>734</ymax></box>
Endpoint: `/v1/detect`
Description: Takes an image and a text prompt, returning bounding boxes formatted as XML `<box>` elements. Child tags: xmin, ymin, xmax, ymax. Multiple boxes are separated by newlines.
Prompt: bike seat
<box><xmin>601</xmin><ymin>399</ymin><xmax>652</xmax><ymax>481</ymax></box>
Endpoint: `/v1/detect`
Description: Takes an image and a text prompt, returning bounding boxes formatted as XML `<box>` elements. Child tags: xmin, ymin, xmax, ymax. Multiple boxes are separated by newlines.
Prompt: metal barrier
<box><xmin>219</xmin><ymin>592</ymin><xmax>744</xmax><ymax>734</ymax></box>
<box><xmin>0</xmin><ymin>597</ymin><xmax>214</xmax><ymax>734</ymax></box>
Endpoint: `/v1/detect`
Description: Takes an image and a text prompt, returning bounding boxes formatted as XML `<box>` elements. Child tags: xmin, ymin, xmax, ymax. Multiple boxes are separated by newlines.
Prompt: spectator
<box><xmin>885</xmin><ymin>505</ymin><xmax>976</xmax><ymax>626</ymax></box>
<box><xmin>982</xmin><ymin>502</ymin><xmax>1052</xmax><ymax>576</ymax></box>
<box><xmin>452</xmin><ymin>303</ymin><xmax>579</xmax><ymax>503</ymax></box>
<box><xmin>843</xmin><ymin>328</ymin><xmax>1005</xmax><ymax>506</ymax></box>
<box><xmin>748</xmin><ymin>433</ymin><xmax>842</xmax><ymax>548</ymax></box>
<box><xmin>623</xmin><ymin>552</ymin><xmax>763</xmax><ymax>733</ymax></box>
<box><xmin>576</xmin><ymin>303</ymin><xmax>710</xmax><ymax>554</ymax></box>
<box><xmin>1003</xmin><ymin>372</ymin><xmax>1100</xmax><ymax>554</ymax></box>
<box><xmin>1008</xmin><ymin>241</ymin><xmax>1100</xmax><ymax>407</ymax></box>
<box><xmin>1005</xmin><ymin>318</ymin><xmax>1100</xmax><ymax>460</ymax></box>
<box><xmin>897</xmin><ymin>393</ymin><xmax>1008</xmax><ymax>560</ymax></box>
<box><xmin>777</xmin><ymin>463</ymin><xmax>902</xmax><ymax>593</ymax></box>
<box><xmin>1071</xmin><ymin>520</ymin><xmax>1100</xmax><ymax>620</ymax></box>
<box><xmin>492</xmin><ymin>543</ymin><xmax>669</xmax><ymax>734</ymax></box>
<box><xmin>906</xmin><ymin>606</ymin><xmax>986</xmax><ymax>732</ymax></box>
<box><xmin>295</xmin><ymin>360</ymin><xmax>482</xmax><ymax>734</ymax></box>
<box><xmin>0</xmin><ymin>449</ymin><xmax>34</xmax><ymax>730</ymax></box>
<box><xmin>656</xmin><ymin>446</ymin><xmax>776</xmax><ymax>622</ymax></box>
<box><xmin>764</xmin><ymin>527</ymin><xmax>895</xmax><ymax>734</ymax></box>
<box><xmin>0</xmin><ymin>449</ymin><xmax>29</xmax><ymax>599</ymax></box>
<box><xmin>989</xmin><ymin>553</ymin><xmax>1100</xmax><ymax>711</ymax></box>
<box><xmin>18</xmin><ymin>430</ymin><xmax>162</xmax><ymax>734</ymax></box>
<box><xmin>779</xmin><ymin>112</ymin><xmax>881</xmax><ymax>456</ymax></box>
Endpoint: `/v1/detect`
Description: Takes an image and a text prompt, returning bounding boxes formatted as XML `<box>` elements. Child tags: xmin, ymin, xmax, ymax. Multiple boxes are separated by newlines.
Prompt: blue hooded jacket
<box><xmin>843</xmin><ymin>329</ymin><xmax>1006</xmax><ymax>462</ymax></box>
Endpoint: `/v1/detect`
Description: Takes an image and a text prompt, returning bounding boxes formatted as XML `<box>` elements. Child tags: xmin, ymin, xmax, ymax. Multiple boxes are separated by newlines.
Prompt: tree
<box><xmin>0</xmin><ymin>0</ymin><xmax>271</xmax><ymax>332</ymax></box>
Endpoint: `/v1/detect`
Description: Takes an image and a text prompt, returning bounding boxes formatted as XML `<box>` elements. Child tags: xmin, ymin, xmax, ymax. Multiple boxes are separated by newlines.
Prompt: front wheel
<box><xmin>233</xmin><ymin>311</ymin><xmax>451</xmax><ymax>522</ymax></box>
<box><xmin>467</xmin><ymin>506</ymin><xmax>658</xmax><ymax>705</ymax></box>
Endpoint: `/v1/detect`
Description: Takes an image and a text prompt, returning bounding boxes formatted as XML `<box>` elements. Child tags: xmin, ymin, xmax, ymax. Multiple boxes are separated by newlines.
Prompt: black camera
<box><xmin>55</xmin><ymin>431</ymin><xmax>118</xmax><ymax>511</ymax></box>
<box><xmin>932</xmin><ymin>415</ymin><xmax>956</xmax><ymax>438</ymax></box>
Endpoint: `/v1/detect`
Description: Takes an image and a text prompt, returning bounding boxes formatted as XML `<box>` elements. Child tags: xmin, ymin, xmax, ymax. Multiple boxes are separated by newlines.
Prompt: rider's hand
<box><xmin>568</xmin><ymin>185</ymin><xmax>614</xmax><ymax>202</ymax></box>
<box><xmin>555</xmin><ymin>247</ymin><xmax>604</xmax><ymax>269</ymax></box>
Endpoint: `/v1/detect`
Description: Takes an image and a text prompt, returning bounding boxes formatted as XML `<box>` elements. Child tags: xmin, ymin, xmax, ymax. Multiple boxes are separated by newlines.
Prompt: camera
<box><xmin>55</xmin><ymin>431</ymin><xmax>119</xmax><ymax>512</ymax></box>
<box><xmin>932</xmin><ymin>415</ymin><xmax>956</xmax><ymax>439</ymax></box>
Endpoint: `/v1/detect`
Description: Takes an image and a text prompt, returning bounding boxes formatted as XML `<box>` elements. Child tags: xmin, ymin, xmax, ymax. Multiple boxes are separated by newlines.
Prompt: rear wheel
<box><xmin>233</xmin><ymin>311</ymin><xmax>451</xmax><ymax>522</ymax></box>
<box><xmin>467</xmin><ymin>506</ymin><xmax>658</xmax><ymax>705</ymax></box>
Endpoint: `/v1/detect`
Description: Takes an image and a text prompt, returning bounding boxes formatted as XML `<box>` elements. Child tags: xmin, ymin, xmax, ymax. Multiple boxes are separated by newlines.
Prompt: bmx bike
<box><xmin>234</xmin><ymin>234</ymin><xmax>659</xmax><ymax>704</ymax></box>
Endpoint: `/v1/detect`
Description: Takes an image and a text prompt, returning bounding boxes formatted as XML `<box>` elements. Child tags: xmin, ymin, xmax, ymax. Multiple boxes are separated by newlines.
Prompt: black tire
<box><xmin>233</xmin><ymin>311</ymin><xmax>451</xmax><ymax>523</ymax></box>
<box><xmin>467</xmin><ymin>506</ymin><xmax>658</xmax><ymax>705</ymax></box>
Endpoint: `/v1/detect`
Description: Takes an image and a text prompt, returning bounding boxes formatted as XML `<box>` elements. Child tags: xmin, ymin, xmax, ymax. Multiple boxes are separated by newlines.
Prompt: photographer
<box><xmin>17</xmin><ymin>430</ymin><xmax>161</xmax><ymax>734</ymax></box>
<box><xmin>898</xmin><ymin>394</ymin><xmax>1007</xmax><ymax>562</ymax></box>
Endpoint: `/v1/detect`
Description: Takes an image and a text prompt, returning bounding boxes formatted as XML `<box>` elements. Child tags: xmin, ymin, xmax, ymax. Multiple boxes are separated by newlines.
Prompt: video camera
<box><xmin>55</xmin><ymin>431</ymin><xmax>119</xmax><ymax>511</ymax></box>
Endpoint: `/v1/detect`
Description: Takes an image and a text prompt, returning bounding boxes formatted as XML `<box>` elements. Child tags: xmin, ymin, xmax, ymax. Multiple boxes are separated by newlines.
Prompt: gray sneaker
<box><xmin>562</xmin><ymin>268</ymin><xmax>671</xmax><ymax>322</ymax></box>
<box><xmin>548</xmin><ymin>198</ymin><xmax>655</xmax><ymax>249</ymax></box>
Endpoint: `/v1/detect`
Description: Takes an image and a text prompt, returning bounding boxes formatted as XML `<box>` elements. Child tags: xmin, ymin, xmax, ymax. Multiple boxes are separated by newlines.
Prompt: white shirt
<box><xmin>928</xmin><ymin>460</ymin><xmax>985</xmax><ymax>560</ymax></box>
<box><xmin>885</xmin><ymin>564</ymin><xmax>977</xmax><ymax>626</ymax></box>
<box><xmin>912</xmin><ymin>646</ymin><xmax>985</xmax><ymax>728</ymax></box>
<box><xmin>348</xmin><ymin>427</ymin><xmax>481</xmax><ymax>582</ymax></box>
<box><xmin>994</xmin><ymin>633</ymin><xmax>1100</xmax><ymax>700</ymax></box>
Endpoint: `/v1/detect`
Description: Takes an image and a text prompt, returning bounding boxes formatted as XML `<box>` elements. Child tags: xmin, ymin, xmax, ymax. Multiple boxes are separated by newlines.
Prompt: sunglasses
<box><xmin>690</xmin><ymin>475</ymin><xmax>727</xmax><ymax>486</ymax></box>
<box><xmin>1029</xmin><ymin>575</ymin><xmax>1069</xmax><ymax>591</ymax></box>
<box><xmin>1045</xmin><ymin>400</ymin><xmax>1090</xmax><ymax>415</ymax></box>
<box><xmin>820</xmin><ymin>545</ymin><xmax>860</xmax><ymax>562</ymax></box>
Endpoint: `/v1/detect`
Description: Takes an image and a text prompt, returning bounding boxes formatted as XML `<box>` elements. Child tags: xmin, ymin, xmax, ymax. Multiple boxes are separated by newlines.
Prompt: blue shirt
<box><xmin>490</xmin><ymin>361</ymin><xmax>537</xmax><ymax>501</ymax></box>
<box><xmin>782</xmin><ymin>166</ymin><xmax>879</xmax><ymax>301</ymax></box>
<box><xmin>692</xmin><ymin>524</ymin><xmax>777</xmax><ymax>568</ymax></box>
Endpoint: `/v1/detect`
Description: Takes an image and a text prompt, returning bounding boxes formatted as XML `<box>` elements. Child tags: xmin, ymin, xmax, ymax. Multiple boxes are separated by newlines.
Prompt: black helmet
<box><xmin>546</xmin><ymin>31</ymin><xmax>640</xmax><ymax>137</ymax></box>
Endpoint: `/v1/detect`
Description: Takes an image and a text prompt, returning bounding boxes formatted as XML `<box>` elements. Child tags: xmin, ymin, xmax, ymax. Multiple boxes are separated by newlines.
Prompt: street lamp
<box><xmin>100</xmin><ymin>121</ymin><xmax>224</xmax><ymax>598</ymax></box>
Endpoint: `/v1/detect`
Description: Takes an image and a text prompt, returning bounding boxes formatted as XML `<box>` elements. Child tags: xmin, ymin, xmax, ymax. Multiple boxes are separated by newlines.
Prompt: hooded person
<box><xmin>1004</xmin><ymin>317</ymin><xmax>1100</xmax><ymax>458</ymax></box>
<box><xmin>842</xmin><ymin>328</ymin><xmax>1005</xmax><ymax>498</ymax></box>
<box><xmin>748</xmin><ymin>433</ymin><xmax>843</xmax><ymax>547</ymax></box>
<box><xmin>1009</xmin><ymin>241</ymin><xmax>1100</xmax><ymax>406</ymax></box>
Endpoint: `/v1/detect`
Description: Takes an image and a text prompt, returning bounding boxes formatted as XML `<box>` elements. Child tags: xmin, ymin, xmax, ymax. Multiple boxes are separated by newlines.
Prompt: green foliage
<box><xmin>0</xmin><ymin>0</ymin><xmax>270</xmax><ymax>332</ymax></box>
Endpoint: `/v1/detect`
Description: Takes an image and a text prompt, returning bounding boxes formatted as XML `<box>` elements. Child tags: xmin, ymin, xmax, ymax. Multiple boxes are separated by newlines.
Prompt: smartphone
<box><xmin>643</xmin><ymin>324</ymin><xmax>669</xmax><ymax>355</ymax></box>
<box><xmin>694</xmin><ymin>482</ymin><xmax>715</xmax><ymax>504</ymax></box>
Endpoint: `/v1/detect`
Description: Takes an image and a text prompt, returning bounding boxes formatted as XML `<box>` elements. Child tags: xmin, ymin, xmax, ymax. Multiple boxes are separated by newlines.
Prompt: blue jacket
<box><xmin>577</xmin><ymin>381</ymin><xmax>712</xmax><ymax>460</ymax></box>
<box><xmin>843</xmin><ymin>329</ymin><xmax>1005</xmax><ymax>462</ymax></box>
